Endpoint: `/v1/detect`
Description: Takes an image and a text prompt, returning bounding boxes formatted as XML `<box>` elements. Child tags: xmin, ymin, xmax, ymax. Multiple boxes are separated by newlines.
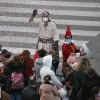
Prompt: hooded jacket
<box><xmin>40</xmin><ymin>55</ymin><xmax>62</xmax><ymax>86</ymax></box>
<box><xmin>39</xmin><ymin>84</ymin><xmax>59</xmax><ymax>100</ymax></box>
<box><xmin>34</xmin><ymin>58</ymin><xmax>43</xmax><ymax>82</ymax></box>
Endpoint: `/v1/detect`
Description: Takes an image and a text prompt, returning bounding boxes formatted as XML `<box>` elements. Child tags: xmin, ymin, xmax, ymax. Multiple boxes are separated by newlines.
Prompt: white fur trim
<box><xmin>63</xmin><ymin>39</ymin><xmax>74</xmax><ymax>44</ymax></box>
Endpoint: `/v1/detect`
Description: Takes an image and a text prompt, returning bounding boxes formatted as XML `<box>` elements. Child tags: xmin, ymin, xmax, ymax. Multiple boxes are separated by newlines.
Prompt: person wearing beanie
<box><xmin>29</xmin><ymin>10</ymin><xmax>59</xmax><ymax>66</ymax></box>
<box><xmin>62</xmin><ymin>25</ymin><xmax>85</xmax><ymax>66</ymax></box>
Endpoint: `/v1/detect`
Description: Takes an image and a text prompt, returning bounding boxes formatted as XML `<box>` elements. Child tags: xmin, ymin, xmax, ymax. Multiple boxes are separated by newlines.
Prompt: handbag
<box><xmin>77</xmin><ymin>88</ymin><xmax>82</xmax><ymax>100</ymax></box>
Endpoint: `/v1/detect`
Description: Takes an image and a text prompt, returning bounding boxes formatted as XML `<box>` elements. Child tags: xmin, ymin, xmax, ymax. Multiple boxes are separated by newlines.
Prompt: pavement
<box><xmin>0</xmin><ymin>0</ymin><xmax>100</xmax><ymax>75</ymax></box>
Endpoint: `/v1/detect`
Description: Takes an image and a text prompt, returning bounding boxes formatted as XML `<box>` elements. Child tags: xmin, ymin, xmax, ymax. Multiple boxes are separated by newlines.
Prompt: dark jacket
<box><xmin>51</xmin><ymin>59</ymin><xmax>59</xmax><ymax>74</ymax></box>
<box><xmin>21</xmin><ymin>85</ymin><xmax>39</xmax><ymax>100</ymax></box>
<box><xmin>69</xmin><ymin>70</ymin><xmax>85</xmax><ymax>100</ymax></box>
<box><xmin>3</xmin><ymin>62</ymin><xmax>26</xmax><ymax>94</ymax></box>
<box><xmin>81</xmin><ymin>75</ymin><xmax>100</xmax><ymax>100</ymax></box>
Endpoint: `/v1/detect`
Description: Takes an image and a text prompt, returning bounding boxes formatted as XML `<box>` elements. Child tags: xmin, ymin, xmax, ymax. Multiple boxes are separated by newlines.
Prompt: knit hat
<box><xmin>65</xmin><ymin>25</ymin><xmax>72</xmax><ymax>37</ymax></box>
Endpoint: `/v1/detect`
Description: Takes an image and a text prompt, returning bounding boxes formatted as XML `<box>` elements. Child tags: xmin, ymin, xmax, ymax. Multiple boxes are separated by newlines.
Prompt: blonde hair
<box><xmin>76</xmin><ymin>58</ymin><xmax>92</xmax><ymax>72</ymax></box>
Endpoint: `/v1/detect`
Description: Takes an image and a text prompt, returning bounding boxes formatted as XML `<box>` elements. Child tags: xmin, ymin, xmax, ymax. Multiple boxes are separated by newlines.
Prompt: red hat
<box><xmin>65</xmin><ymin>25</ymin><xmax>72</xmax><ymax>37</ymax></box>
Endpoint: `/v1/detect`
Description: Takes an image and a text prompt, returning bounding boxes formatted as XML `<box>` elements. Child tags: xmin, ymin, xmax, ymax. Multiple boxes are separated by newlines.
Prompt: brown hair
<box><xmin>86</xmin><ymin>68</ymin><xmax>99</xmax><ymax>78</ymax></box>
<box><xmin>12</xmin><ymin>55</ymin><xmax>23</xmax><ymax>65</ymax></box>
<box><xmin>76</xmin><ymin>58</ymin><xmax>92</xmax><ymax>72</ymax></box>
<box><xmin>43</xmin><ymin>75</ymin><xmax>53</xmax><ymax>85</ymax></box>
<box><xmin>90</xmin><ymin>87</ymin><xmax>100</xmax><ymax>100</ymax></box>
<box><xmin>22</xmin><ymin>50</ymin><xmax>31</xmax><ymax>62</ymax></box>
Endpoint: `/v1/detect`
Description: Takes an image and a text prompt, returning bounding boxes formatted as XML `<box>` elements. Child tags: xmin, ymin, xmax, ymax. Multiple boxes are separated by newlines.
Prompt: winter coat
<box><xmin>69</xmin><ymin>70</ymin><xmax>85</xmax><ymax>100</ymax></box>
<box><xmin>40</xmin><ymin>55</ymin><xmax>62</xmax><ymax>86</ymax></box>
<box><xmin>62</xmin><ymin>42</ymin><xmax>80</xmax><ymax>62</ymax></box>
<box><xmin>81</xmin><ymin>74</ymin><xmax>100</xmax><ymax>100</ymax></box>
<box><xmin>3</xmin><ymin>62</ymin><xmax>26</xmax><ymax>94</ymax></box>
<box><xmin>39</xmin><ymin>83</ymin><xmax>59</xmax><ymax>100</ymax></box>
<box><xmin>21</xmin><ymin>85</ymin><xmax>39</xmax><ymax>100</ymax></box>
<box><xmin>34</xmin><ymin>58</ymin><xmax>43</xmax><ymax>82</ymax></box>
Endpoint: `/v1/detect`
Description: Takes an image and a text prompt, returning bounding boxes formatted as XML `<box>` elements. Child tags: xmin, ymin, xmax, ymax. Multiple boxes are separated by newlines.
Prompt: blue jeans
<box><xmin>9</xmin><ymin>93</ymin><xmax>21</xmax><ymax>100</ymax></box>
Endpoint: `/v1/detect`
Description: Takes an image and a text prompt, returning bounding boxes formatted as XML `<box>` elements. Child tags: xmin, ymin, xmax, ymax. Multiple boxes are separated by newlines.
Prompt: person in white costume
<box><xmin>29</xmin><ymin>10</ymin><xmax>59</xmax><ymax>63</ymax></box>
<box><xmin>40</xmin><ymin>55</ymin><xmax>62</xmax><ymax>86</ymax></box>
<box><xmin>29</xmin><ymin>10</ymin><xmax>59</xmax><ymax>50</ymax></box>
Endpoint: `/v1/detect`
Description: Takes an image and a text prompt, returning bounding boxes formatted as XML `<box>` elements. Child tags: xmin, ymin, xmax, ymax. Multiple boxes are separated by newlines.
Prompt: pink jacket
<box><xmin>39</xmin><ymin>84</ymin><xmax>59</xmax><ymax>100</ymax></box>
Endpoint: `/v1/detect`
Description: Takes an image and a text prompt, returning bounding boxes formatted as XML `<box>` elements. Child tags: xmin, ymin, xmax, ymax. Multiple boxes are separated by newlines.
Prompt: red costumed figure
<box><xmin>62</xmin><ymin>25</ymin><xmax>85</xmax><ymax>66</ymax></box>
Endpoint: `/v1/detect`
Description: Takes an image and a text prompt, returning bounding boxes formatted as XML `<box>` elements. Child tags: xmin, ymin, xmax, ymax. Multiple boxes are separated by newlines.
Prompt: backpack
<box><xmin>11</xmin><ymin>71</ymin><xmax>25</xmax><ymax>89</ymax></box>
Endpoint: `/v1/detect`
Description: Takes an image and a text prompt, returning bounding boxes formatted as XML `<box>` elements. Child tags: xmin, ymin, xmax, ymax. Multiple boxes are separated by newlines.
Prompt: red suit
<box><xmin>62</xmin><ymin>25</ymin><xmax>80</xmax><ymax>65</ymax></box>
<box><xmin>62</xmin><ymin>42</ymin><xmax>80</xmax><ymax>63</ymax></box>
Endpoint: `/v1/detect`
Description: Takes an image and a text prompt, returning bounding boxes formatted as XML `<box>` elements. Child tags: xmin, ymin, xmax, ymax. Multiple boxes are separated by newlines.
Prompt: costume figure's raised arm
<box><xmin>28</xmin><ymin>9</ymin><xmax>39</xmax><ymax>26</ymax></box>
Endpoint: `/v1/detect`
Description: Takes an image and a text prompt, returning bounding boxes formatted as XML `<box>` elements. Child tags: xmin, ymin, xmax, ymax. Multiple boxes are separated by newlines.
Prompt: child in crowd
<box><xmin>39</xmin><ymin>75</ymin><xmax>59</xmax><ymax>100</ymax></box>
<box><xmin>34</xmin><ymin>49</ymin><xmax>47</xmax><ymax>90</ymax></box>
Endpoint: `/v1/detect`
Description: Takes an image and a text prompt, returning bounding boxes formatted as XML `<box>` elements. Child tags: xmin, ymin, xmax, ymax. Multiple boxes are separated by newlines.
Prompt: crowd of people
<box><xmin>0</xmin><ymin>10</ymin><xmax>100</xmax><ymax>100</ymax></box>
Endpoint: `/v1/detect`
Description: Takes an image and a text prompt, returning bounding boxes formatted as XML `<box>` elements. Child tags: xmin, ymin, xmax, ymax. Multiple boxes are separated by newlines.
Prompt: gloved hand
<box><xmin>32</xmin><ymin>9</ymin><xmax>38</xmax><ymax>17</ymax></box>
